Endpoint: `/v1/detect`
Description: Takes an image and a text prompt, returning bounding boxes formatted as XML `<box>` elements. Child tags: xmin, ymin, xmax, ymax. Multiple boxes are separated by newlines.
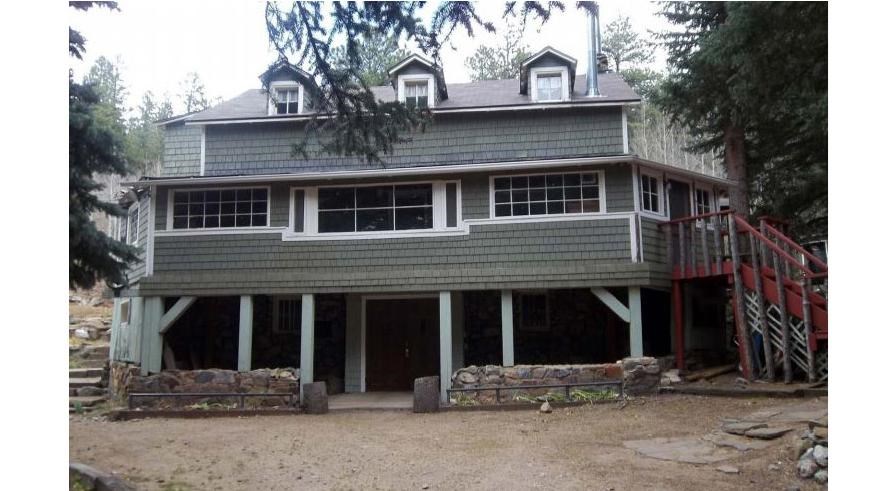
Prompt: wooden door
<box><xmin>365</xmin><ymin>298</ymin><xmax>439</xmax><ymax>391</ymax></box>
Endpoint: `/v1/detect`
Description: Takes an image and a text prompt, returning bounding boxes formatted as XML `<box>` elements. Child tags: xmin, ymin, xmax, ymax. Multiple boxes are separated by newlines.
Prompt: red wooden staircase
<box><xmin>661</xmin><ymin>210</ymin><xmax>828</xmax><ymax>382</ymax></box>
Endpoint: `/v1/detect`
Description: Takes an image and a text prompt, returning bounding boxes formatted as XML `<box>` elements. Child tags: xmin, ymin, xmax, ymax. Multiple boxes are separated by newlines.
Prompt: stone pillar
<box><xmin>237</xmin><ymin>295</ymin><xmax>253</xmax><ymax>372</ymax></box>
<box><xmin>501</xmin><ymin>290</ymin><xmax>514</xmax><ymax>366</ymax></box>
<box><xmin>300</xmin><ymin>294</ymin><xmax>315</xmax><ymax>397</ymax></box>
<box><xmin>628</xmin><ymin>287</ymin><xmax>644</xmax><ymax>357</ymax></box>
<box><xmin>141</xmin><ymin>297</ymin><xmax>164</xmax><ymax>375</ymax></box>
<box><xmin>439</xmin><ymin>291</ymin><xmax>452</xmax><ymax>403</ymax></box>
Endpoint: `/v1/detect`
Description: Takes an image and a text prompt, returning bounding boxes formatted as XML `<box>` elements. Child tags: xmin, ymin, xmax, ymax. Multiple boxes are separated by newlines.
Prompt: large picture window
<box><xmin>318</xmin><ymin>184</ymin><xmax>433</xmax><ymax>233</ymax></box>
<box><xmin>172</xmin><ymin>188</ymin><xmax>269</xmax><ymax>229</ymax></box>
<box><xmin>493</xmin><ymin>172</ymin><xmax>601</xmax><ymax>217</ymax></box>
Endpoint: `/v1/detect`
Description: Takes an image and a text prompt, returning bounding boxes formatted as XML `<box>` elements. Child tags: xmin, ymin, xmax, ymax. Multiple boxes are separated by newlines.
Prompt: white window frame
<box><xmin>488</xmin><ymin>170</ymin><xmax>606</xmax><ymax>220</ymax></box>
<box><xmin>268</xmin><ymin>81</ymin><xmax>304</xmax><ymax>115</ymax></box>
<box><xmin>639</xmin><ymin>170</ymin><xmax>664</xmax><ymax>217</ymax></box>
<box><xmin>119</xmin><ymin>298</ymin><xmax>131</xmax><ymax>327</ymax></box>
<box><xmin>397</xmin><ymin>74</ymin><xmax>435</xmax><ymax>108</ymax></box>
<box><xmin>166</xmin><ymin>186</ymin><xmax>272</xmax><ymax>231</ymax></box>
<box><xmin>127</xmin><ymin>203</ymin><xmax>140</xmax><ymax>245</ymax></box>
<box><xmin>283</xmin><ymin>180</ymin><xmax>465</xmax><ymax>241</ymax></box>
<box><xmin>694</xmin><ymin>186</ymin><xmax>714</xmax><ymax>216</ymax></box>
<box><xmin>529</xmin><ymin>66</ymin><xmax>570</xmax><ymax>102</ymax></box>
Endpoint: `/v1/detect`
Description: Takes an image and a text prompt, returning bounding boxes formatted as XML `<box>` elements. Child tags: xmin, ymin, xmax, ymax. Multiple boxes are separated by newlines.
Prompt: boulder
<box><xmin>302</xmin><ymin>382</ymin><xmax>328</xmax><ymax>414</ymax></box>
<box><xmin>413</xmin><ymin>376</ymin><xmax>440</xmax><ymax>413</ymax></box>
<box><xmin>797</xmin><ymin>449</ymin><xmax>818</xmax><ymax>479</ymax></box>
<box><xmin>715</xmin><ymin>465</ymin><xmax>739</xmax><ymax>474</ymax></box>
<box><xmin>745</xmin><ymin>427</ymin><xmax>793</xmax><ymax>440</ymax></box>
<box><xmin>539</xmin><ymin>401</ymin><xmax>552</xmax><ymax>414</ymax></box>
<box><xmin>812</xmin><ymin>445</ymin><xmax>827</xmax><ymax>468</ymax></box>
<box><xmin>457</xmin><ymin>371</ymin><xmax>477</xmax><ymax>384</ymax></box>
<box><xmin>813</xmin><ymin>469</ymin><xmax>827</xmax><ymax>484</ymax></box>
<box><xmin>722</xmin><ymin>421</ymin><xmax>767</xmax><ymax>436</ymax></box>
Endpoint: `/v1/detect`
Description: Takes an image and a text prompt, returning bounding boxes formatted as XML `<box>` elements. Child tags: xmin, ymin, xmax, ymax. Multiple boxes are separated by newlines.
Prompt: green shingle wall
<box><xmin>199</xmin><ymin>107</ymin><xmax>624</xmax><ymax>176</ymax></box>
<box><xmin>126</xmin><ymin>193</ymin><xmax>151</xmax><ymax>285</ymax></box>
<box><xmin>161</xmin><ymin>123</ymin><xmax>201</xmax><ymax>177</ymax></box>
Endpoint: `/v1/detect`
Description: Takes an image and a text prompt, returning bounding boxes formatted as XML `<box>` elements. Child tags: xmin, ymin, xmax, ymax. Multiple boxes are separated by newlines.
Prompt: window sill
<box><xmin>471</xmin><ymin>212</ymin><xmax>632</xmax><ymax>225</ymax></box>
<box><xmin>640</xmin><ymin>211</ymin><xmax>667</xmax><ymax>221</ymax></box>
<box><xmin>156</xmin><ymin>227</ymin><xmax>286</xmax><ymax>236</ymax></box>
<box><xmin>281</xmin><ymin>227</ymin><xmax>469</xmax><ymax>241</ymax></box>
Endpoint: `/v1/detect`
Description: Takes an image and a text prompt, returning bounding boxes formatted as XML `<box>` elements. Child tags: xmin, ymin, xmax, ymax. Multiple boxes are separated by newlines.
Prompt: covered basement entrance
<box><xmin>365</xmin><ymin>297</ymin><xmax>440</xmax><ymax>391</ymax></box>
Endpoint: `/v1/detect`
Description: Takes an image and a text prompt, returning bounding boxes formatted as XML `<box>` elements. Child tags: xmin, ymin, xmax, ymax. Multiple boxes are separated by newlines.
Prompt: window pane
<box><xmin>564</xmin><ymin>174</ymin><xmax>580</xmax><ymax>186</ymax></box>
<box><xmin>512</xmin><ymin>203</ymin><xmax>529</xmax><ymax>216</ymax></box>
<box><xmin>546</xmin><ymin>187</ymin><xmax>563</xmax><ymax>200</ymax></box>
<box><xmin>236</xmin><ymin>214</ymin><xmax>251</xmax><ymax>227</ymax></box>
<box><xmin>174</xmin><ymin>204</ymin><xmax>188</xmax><ymax>216</ymax></box>
<box><xmin>511</xmin><ymin>189</ymin><xmax>528</xmax><ymax>202</ymax></box>
<box><xmin>175</xmin><ymin>192</ymin><xmax>189</xmax><ymax>203</ymax></box>
<box><xmin>252</xmin><ymin>214</ymin><xmax>267</xmax><ymax>226</ymax></box>
<box><xmin>395</xmin><ymin>184</ymin><xmax>432</xmax><ymax>206</ymax></box>
<box><xmin>495</xmin><ymin>204</ymin><xmax>511</xmax><ymax>217</ymax></box>
<box><xmin>356</xmin><ymin>186</ymin><xmax>393</xmax><ymax>208</ymax></box>
<box><xmin>566</xmin><ymin>201</ymin><xmax>582</xmax><ymax>213</ymax></box>
<box><xmin>546</xmin><ymin>175</ymin><xmax>563</xmax><ymax>187</ymax></box>
<box><xmin>494</xmin><ymin>177</ymin><xmax>511</xmax><ymax>190</ymax></box>
<box><xmin>205</xmin><ymin>203</ymin><xmax>220</xmax><ymax>215</ymax></box>
<box><xmin>220</xmin><ymin>190</ymin><xmax>235</xmax><ymax>201</ymax></box>
<box><xmin>204</xmin><ymin>216</ymin><xmax>219</xmax><ymax>228</ymax></box>
<box><xmin>417</xmin><ymin>96</ymin><xmax>428</xmax><ymax>107</ymax></box>
<box><xmin>253</xmin><ymin>188</ymin><xmax>268</xmax><ymax>201</ymax></box>
<box><xmin>511</xmin><ymin>176</ymin><xmax>528</xmax><ymax>189</ymax></box>
<box><xmin>529</xmin><ymin>175</ymin><xmax>546</xmax><ymax>188</ymax></box>
<box><xmin>583</xmin><ymin>200</ymin><xmax>600</xmax><ymax>213</ymax></box>
<box><xmin>173</xmin><ymin>217</ymin><xmax>187</xmax><ymax>229</ymax></box>
<box><xmin>237</xmin><ymin>189</ymin><xmax>251</xmax><ymax>201</ymax></box>
<box><xmin>189</xmin><ymin>216</ymin><xmax>203</xmax><ymax>229</ymax></box>
<box><xmin>189</xmin><ymin>203</ymin><xmax>203</xmax><ymax>215</ymax></box>
<box><xmin>396</xmin><ymin>207</ymin><xmax>433</xmax><ymax>230</ymax></box>
<box><xmin>319</xmin><ymin>211</ymin><xmax>355</xmax><ymax>232</ymax></box>
<box><xmin>236</xmin><ymin>201</ymin><xmax>251</xmax><ymax>214</ymax></box>
<box><xmin>581</xmin><ymin>187</ymin><xmax>599</xmax><ymax>200</ymax></box>
<box><xmin>356</xmin><ymin>209</ymin><xmax>393</xmax><ymax>231</ymax></box>
<box><xmin>220</xmin><ymin>202</ymin><xmax>235</xmax><ymax>215</ymax></box>
<box><xmin>564</xmin><ymin>186</ymin><xmax>582</xmax><ymax>199</ymax></box>
<box><xmin>190</xmin><ymin>191</ymin><xmax>205</xmax><ymax>203</ymax></box>
<box><xmin>276</xmin><ymin>104</ymin><xmax>287</xmax><ymax>114</ymax></box>
<box><xmin>319</xmin><ymin>188</ymin><xmax>355</xmax><ymax>209</ymax></box>
<box><xmin>205</xmin><ymin>190</ymin><xmax>220</xmax><ymax>202</ymax></box>
<box><xmin>288</xmin><ymin>102</ymin><xmax>299</xmax><ymax>114</ymax></box>
<box><xmin>530</xmin><ymin>202</ymin><xmax>546</xmax><ymax>215</ymax></box>
<box><xmin>547</xmin><ymin>201</ymin><xmax>564</xmax><ymax>214</ymax></box>
<box><xmin>495</xmin><ymin>190</ymin><xmax>511</xmax><ymax>204</ymax></box>
<box><xmin>220</xmin><ymin>215</ymin><xmax>235</xmax><ymax>227</ymax></box>
<box><xmin>252</xmin><ymin>201</ymin><xmax>268</xmax><ymax>214</ymax></box>
<box><xmin>529</xmin><ymin>188</ymin><xmax>546</xmax><ymax>201</ymax></box>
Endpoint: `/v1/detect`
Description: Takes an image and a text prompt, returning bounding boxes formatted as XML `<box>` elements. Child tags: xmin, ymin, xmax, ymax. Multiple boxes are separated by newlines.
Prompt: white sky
<box><xmin>69</xmin><ymin>0</ymin><xmax>670</xmax><ymax>115</ymax></box>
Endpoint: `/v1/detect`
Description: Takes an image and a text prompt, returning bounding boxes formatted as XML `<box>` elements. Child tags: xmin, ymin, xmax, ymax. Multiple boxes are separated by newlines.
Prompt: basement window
<box><xmin>171</xmin><ymin>187</ymin><xmax>269</xmax><ymax>230</ymax></box>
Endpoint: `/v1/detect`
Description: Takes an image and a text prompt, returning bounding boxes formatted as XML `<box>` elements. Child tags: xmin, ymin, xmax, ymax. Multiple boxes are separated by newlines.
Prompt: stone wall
<box><xmin>450</xmin><ymin>357</ymin><xmax>660</xmax><ymax>404</ymax></box>
<box><xmin>109</xmin><ymin>361</ymin><xmax>141</xmax><ymax>405</ymax></box>
<box><xmin>112</xmin><ymin>365</ymin><xmax>300</xmax><ymax>409</ymax></box>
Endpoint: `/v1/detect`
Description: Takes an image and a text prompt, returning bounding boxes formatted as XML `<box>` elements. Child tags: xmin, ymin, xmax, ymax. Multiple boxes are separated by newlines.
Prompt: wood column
<box><xmin>439</xmin><ymin>291</ymin><xmax>452</xmax><ymax>403</ymax></box>
<box><xmin>142</xmin><ymin>297</ymin><xmax>164</xmax><ymax>375</ymax></box>
<box><xmin>672</xmin><ymin>281</ymin><xmax>685</xmax><ymax>370</ymax></box>
<box><xmin>300</xmin><ymin>294</ymin><xmax>315</xmax><ymax>395</ymax></box>
<box><xmin>501</xmin><ymin>290</ymin><xmax>515</xmax><ymax>366</ymax></box>
<box><xmin>628</xmin><ymin>287</ymin><xmax>644</xmax><ymax>357</ymax></box>
<box><xmin>237</xmin><ymin>295</ymin><xmax>253</xmax><ymax>372</ymax></box>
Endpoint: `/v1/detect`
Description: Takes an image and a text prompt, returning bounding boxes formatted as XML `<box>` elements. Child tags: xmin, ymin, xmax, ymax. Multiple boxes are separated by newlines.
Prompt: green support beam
<box><xmin>439</xmin><ymin>291</ymin><xmax>452</xmax><ymax>403</ymax></box>
<box><xmin>300</xmin><ymin>294</ymin><xmax>315</xmax><ymax>396</ymax></box>
<box><xmin>237</xmin><ymin>295</ymin><xmax>253</xmax><ymax>372</ymax></box>
<box><xmin>501</xmin><ymin>290</ymin><xmax>514</xmax><ymax>366</ymax></box>
<box><xmin>628</xmin><ymin>287</ymin><xmax>644</xmax><ymax>357</ymax></box>
<box><xmin>142</xmin><ymin>297</ymin><xmax>164</xmax><ymax>374</ymax></box>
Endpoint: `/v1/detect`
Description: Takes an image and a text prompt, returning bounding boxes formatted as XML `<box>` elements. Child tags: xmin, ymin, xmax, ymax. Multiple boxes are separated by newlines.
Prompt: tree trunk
<box><xmin>724</xmin><ymin>125</ymin><xmax>749</xmax><ymax>216</ymax></box>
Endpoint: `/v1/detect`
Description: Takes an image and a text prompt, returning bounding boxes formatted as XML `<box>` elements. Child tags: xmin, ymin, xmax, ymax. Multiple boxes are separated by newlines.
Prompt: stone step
<box><xmin>69</xmin><ymin>377</ymin><xmax>102</xmax><ymax>389</ymax></box>
<box><xmin>69</xmin><ymin>368</ymin><xmax>103</xmax><ymax>378</ymax></box>
<box><xmin>69</xmin><ymin>396</ymin><xmax>106</xmax><ymax>408</ymax></box>
<box><xmin>75</xmin><ymin>359</ymin><xmax>108</xmax><ymax>368</ymax></box>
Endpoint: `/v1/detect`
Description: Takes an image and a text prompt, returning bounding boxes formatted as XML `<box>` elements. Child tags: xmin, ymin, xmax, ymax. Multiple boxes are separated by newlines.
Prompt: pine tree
<box><xmin>70</xmin><ymin>1</ymin><xmax>139</xmax><ymax>289</ymax></box>
<box><xmin>179</xmin><ymin>72</ymin><xmax>210</xmax><ymax>113</ymax></box>
<box><xmin>328</xmin><ymin>30</ymin><xmax>411</xmax><ymax>87</ymax></box>
<box><xmin>465</xmin><ymin>22</ymin><xmax>531</xmax><ymax>81</ymax></box>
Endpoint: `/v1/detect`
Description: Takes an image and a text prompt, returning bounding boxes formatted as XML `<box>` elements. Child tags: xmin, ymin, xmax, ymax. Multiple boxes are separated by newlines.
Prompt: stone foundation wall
<box><xmin>450</xmin><ymin>357</ymin><xmax>660</xmax><ymax>404</ymax></box>
<box><xmin>109</xmin><ymin>361</ymin><xmax>141</xmax><ymax>405</ymax></box>
<box><xmin>111</xmin><ymin>365</ymin><xmax>301</xmax><ymax>409</ymax></box>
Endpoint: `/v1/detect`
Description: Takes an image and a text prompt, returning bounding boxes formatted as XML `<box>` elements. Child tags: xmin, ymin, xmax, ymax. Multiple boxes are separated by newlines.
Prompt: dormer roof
<box><xmin>259</xmin><ymin>59</ymin><xmax>318</xmax><ymax>91</ymax></box>
<box><xmin>387</xmin><ymin>54</ymin><xmax>449</xmax><ymax>100</ymax></box>
<box><xmin>519</xmin><ymin>46</ymin><xmax>578</xmax><ymax>95</ymax></box>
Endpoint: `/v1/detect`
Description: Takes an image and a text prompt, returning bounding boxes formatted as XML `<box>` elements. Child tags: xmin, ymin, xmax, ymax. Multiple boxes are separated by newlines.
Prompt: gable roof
<box><xmin>520</xmin><ymin>46</ymin><xmax>579</xmax><ymax>95</ymax></box>
<box><xmin>184</xmin><ymin>71</ymin><xmax>638</xmax><ymax>123</ymax></box>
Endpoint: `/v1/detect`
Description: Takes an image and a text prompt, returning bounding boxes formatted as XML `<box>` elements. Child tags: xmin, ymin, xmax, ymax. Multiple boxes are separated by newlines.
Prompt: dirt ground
<box><xmin>69</xmin><ymin>395</ymin><xmax>825</xmax><ymax>491</ymax></box>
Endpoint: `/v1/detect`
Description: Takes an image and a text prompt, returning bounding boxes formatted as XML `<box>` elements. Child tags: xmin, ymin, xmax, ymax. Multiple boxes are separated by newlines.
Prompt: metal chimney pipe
<box><xmin>586</xmin><ymin>6</ymin><xmax>601</xmax><ymax>97</ymax></box>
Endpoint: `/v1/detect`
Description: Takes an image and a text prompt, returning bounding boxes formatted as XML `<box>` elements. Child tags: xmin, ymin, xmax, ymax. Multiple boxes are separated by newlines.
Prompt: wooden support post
<box><xmin>712</xmin><ymin>215</ymin><xmax>723</xmax><ymax>267</ymax></box>
<box><xmin>591</xmin><ymin>287</ymin><xmax>630</xmax><ymax>323</ymax></box>
<box><xmin>801</xmin><ymin>278</ymin><xmax>816</xmax><ymax>382</ymax></box>
<box><xmin>672</xmin><ymin>281</ymin><xmax>685</xmax><ymax>370</ymax></box>
<box><xmin>748</xmin><ymin>235</ymin><xmax>775</xmax><ymax>381</ymax></box>
<box><xmin>678</xmin><ymin>222</ymin><xmax>687</xmax><ymax>278</ymax></box>
<box><xmin>159</xmin><ymin>296</ymin><xmax>197</xmax><ymax>334</ymax></box>
<box><xmin>237</xmin><ymin>295</ymin><xmax>253</xmax><ymax>372</ymax></box>
<box><xmin>501</xmin><ymin>290</ymin><xmax>515</xmax><ymax>366</ymax></box>
<box><xmin>701</xmin><ymin>219</ymin><xmax>711</xmax><ymax>276</ymax></box>
<box><xmin>728</xmin><ymin>216</ymin><xmax>754</xmax><ymax>380</ymax></box>
<box><xmin>439</xmin><ymin>291</ymin><xmax>453</xmax><ymax>403</ymax></box>
<box><xmin>300</xmin><ymin>294</ymin><xmax>315</xmax><ymax>395</ymax></box>
<box><xmin>689</xmin><ymin>220</ymin><xmax>698</xmax><ymax>277</ymax></box>
<box><xmin>772</xmin><ymin>251</ymin><xmax>793</xmax><ymax>383</ymax></box>
<box><xmin>451</xmin><ymin>291</ymin><xmax>464</xmax><ymax>372</ymax></box>
<box><xmin>142</xmin><ymin>297</ymin><xmax>164</xmax><ymax>375</ymax></box>
<box><xmin>628</xmin><ymin>287</ymin><xmax>643</xmax><ymax>357</ymax></box>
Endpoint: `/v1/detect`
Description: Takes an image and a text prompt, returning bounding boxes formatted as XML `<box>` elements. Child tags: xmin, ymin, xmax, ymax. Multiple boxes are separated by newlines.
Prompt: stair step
<box><xmin>69</xmin><ymin>368</ymin><xmax>103</xmax><ymax>378</ymax></box>
<box><xmin>69</xmin><ymin>396</ymin><xmax>106</xmax><ymax>408</ymax></box>
<box><xmin>75</xmin><ymin>359</ymin><xmax>108</xmax><ymax>368</ymax></box>
<box><xmin>69</xmin><ymin>377</ymin><xmax>102</xmax><ymax>388</ymax></box>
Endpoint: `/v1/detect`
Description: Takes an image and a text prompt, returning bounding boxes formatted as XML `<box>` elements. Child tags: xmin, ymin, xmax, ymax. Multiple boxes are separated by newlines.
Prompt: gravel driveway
<box><xmin>70</xmin><ymin>395</ymin><xmax>825</xmax><ymax>490</ymax></box>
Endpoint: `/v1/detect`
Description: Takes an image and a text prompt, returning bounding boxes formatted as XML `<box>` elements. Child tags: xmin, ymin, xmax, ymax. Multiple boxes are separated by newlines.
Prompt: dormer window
<box><xmin>274</xmin><ymin>87</ymin><xmax>299</xmax><ymax>114</ymax></box>
<box><xmin>404</xmin><ymin>81</ymin><xmax>429</xmax><ymax>108</ymax></box>
<box><xmin>536</xmin><ymin>73</ymin><xmax>562</xmax><ymax>101</ymax></box>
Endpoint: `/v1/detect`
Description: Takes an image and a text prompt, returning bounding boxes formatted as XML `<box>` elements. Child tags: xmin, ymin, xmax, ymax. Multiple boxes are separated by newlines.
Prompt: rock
<box><xmin>797</xmin><ymin>450</ymin><xmax>818</xmax><ymax>479</ymax></box>
<box><xmin>768</xmin><ymin>464</ymin><xmax>779</xmax><ymax>471</ymax></box>
<box><xmin>735</xmin><ymin>377</ymin><xmax>749</xmax><ymax>385</ymax></box>
<box><xmin>77</xmin><ymin>387</ymin><xmax>107</xmax><ymax>397</ymax></box>
<box><xmin>812</xmin><ymin>445</ymin><xmax>827</xmax><ymax>467</ymax></box>
<box><xmin>74</xmin><ymin>328</ymin><xmax>91</xmax><ymax>340</ymax></box>
<box><xmin>413</xmin><ymin>376</ymin><xmax>440</xmax><ymax>413</ymax></box>
<box><xmin>813</xmin><ymin>469</ymin><xmax>827</xmax><ymax>484</ymax></box>
<box><xmin>715</xmin><ymin>465</ymin><xmax>739</xmax><ymax>474</ymax></box>
<box><xmin>722</xmin><ymin>421</ymin><xmax>767</xmax><ymax>435</ymax></box>
<box><xmin>703</xmin><ymin>432</ymin><xmax>772</xmax><ymax>451</ymax></box>
<box><xmin>540</xmin><ymin>402</ymin><xmax>552</xmax><ymax>414</ymax></box>
<box><xmin>794</xmin><ymin>437</ymin><xmax>814</xmax><ymax>459</ymax></box>
<box><xmin>744</xmin><ymin>427</ymin><xmax>793</xmax><ymax>440</ymax></box>
<box><xmin>457</xmin><ymin>371</ymin><xmax>476</xmax><ymax>384</ymax></box>
<box><xmin>302</xmin><ymin>382</ymin><xmax>328</xmax><ymax>414</ymax></box>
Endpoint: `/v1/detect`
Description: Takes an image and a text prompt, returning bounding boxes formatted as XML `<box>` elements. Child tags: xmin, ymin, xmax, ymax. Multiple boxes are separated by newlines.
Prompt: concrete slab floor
<box><xmin>328</xmin><ymin>391</ymin><xmax>413</xmax><ymax>410</ymax></box>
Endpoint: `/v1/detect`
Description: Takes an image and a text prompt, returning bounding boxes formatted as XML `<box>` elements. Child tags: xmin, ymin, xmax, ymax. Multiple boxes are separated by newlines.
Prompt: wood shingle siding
<box><xmin>200</xmin><ymin>108</ymin><xmax>624</xmax><ymax>177</ymax></box>
<box><xmin>161</xmin><ymin>123</ymin><xmax>202</xmax><ymax>177</ymax></box>
<box><xmin>125</xmin><ymin>193</ymin><xmax>151</xmax><ymax>285</ymax></box>
<box><xmin>641</xmin><ymin>217</ymin><xmax>667</xmax><ymax>264</ymax></box>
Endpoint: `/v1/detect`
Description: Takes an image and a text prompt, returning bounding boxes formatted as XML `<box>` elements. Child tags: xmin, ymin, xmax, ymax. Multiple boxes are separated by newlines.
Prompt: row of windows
<box><xmin>163</xmin><ymin>177</ymin><xmax>717</xmax><ymax>233</ymax></box>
